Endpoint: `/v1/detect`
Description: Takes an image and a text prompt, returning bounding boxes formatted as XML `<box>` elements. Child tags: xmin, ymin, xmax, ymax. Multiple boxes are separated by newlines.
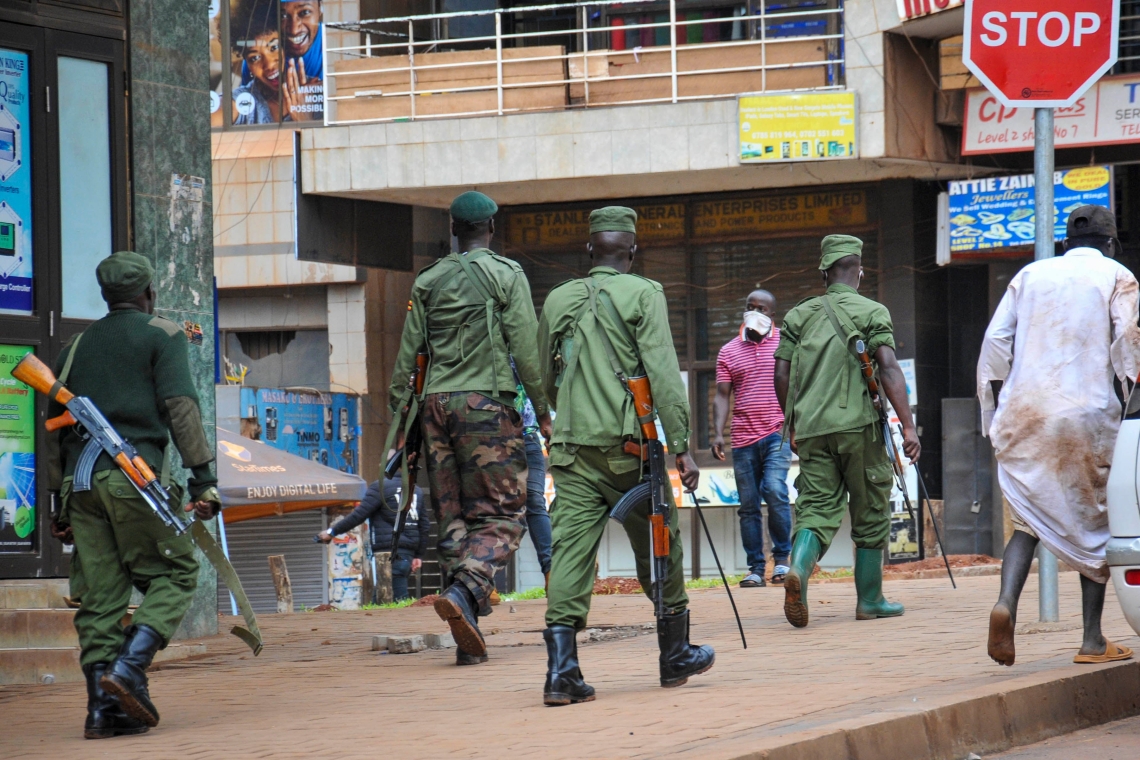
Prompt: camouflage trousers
<box><xmin>422</xmin><ymin>391</ymin><xmax>527</xmax><ymax>614</ymax></box>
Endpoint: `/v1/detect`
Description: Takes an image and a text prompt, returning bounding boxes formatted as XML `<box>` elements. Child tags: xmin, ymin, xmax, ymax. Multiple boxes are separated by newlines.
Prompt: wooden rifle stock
<box><xmin>12</xmin><ymin>353</ymin><xmax>74</xmax><ymax>404</ymax></box>
<box><xmin>626</xmin><ymin>375</ymin><xmax>669</xmax><ymax>561</ymax></box>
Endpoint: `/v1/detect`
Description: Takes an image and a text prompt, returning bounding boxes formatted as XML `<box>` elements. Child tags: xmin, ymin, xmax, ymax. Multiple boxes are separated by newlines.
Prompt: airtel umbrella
<box><xmin>214</xmin><ymin>427</ymin><xmax>368</xmax><ymax>524</ymax></box>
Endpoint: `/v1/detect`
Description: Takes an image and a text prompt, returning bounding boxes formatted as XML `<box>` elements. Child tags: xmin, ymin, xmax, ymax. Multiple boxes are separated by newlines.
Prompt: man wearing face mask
<box><xmin>773</xmin><ymin>235</ymin><xmax>920</xmax><ymax>628</ymax></box>
<box><xmin>712</xmin><ymin>290</ymin><xmax>792</xmax><ymax>587</ymax></box>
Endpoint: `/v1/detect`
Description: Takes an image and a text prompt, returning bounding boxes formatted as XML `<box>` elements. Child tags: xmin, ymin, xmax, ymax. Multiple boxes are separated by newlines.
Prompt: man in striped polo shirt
<box><xmin>712</xmin><ymin>290</ymin><xmax>792</xmax><ymax>588</ymax></box>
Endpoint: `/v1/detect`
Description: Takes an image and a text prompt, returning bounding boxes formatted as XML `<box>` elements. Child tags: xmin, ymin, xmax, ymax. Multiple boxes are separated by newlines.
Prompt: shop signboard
<box><xmin>0</xmin><ymin>50</ymin><xmax>33</xmax><ymax>315</ymax></box>
<box><xmin>505</xmin><ymin>203</ymin><xmax>685</xmax><ymax>248</ymax></box>
<box><xmin>937</xmin><ymin>166</ymin><xmax>1112</xmax><ymax>262</ymax></box>
<box><xmin>691</xmin><ymin>190</ymin><xmax>867</xmax><ymax>238</ymax></box>
<box><xmin>963</xmin><ymin>73</ymin><xmax>1140</xmax><ymax>154</ymax></box>
<box><xmin>897</xmin><ymin>0</ymin><xmax>962</xmax><ymax>22</ymax></box>
<box><xmin>738</xmin><ymin>91</ymin><xmax>857</xmax><ymax>163</ymax></box>
<box><xmin>244</xmin><ymin>387</ymin><xmax>360</xmax><ymax>474</ymax></box>
<box><xmin>0</xmin><ymin>345</ymin><xmax>35</xmax><ymax>551</ymax></box>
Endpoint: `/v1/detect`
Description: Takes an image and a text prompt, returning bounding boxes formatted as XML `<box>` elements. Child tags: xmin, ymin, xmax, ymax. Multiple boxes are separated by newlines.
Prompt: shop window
<box><xmin>59</xmin><ymin>57</ymin><xmax>113</xmax><ymax>320</ymax></box>
<box><xmin>224</xmin><ymin>328</ymin><xmax>330</xmax><ymax>389</ymax></box>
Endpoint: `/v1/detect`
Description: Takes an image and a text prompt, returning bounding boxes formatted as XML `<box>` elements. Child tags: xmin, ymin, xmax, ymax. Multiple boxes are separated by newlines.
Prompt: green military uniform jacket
<box><xmin>389</xmin><ymin>248</ymin><xmax>547</xmax><ymax>415</ymax></box>
<box><xmin>774</xmin><ymin>283</ymin><xmax>895</xmax><ymax>440</ymax></box>
<box><xmin>47</xmin><ymin>307</ymin><xmax>217</xmax><ymax>499</ymax></box>
<box><xmin>537</xmin><ymin>266</ymin><xmax>690</xmax><ymax>454</ymax></box>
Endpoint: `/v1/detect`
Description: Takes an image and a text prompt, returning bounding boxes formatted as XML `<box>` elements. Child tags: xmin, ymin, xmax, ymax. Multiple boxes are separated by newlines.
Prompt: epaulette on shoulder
<box><xmin>147</xmin><ymin>315</ymin><xmax>182</xmax><ymax>338</ymax></box>
<box><xmin>548</xmin><ymin>278</ymin><xmax>581</xmax><ymax>293</ymax></box>
<box><xmin>416</xmin><ymin>256</ymin><xmax>449</xmax><ymax>277</ymax></box>
<box><xmin>488</xmin><ymin>253</ymin><xmax>524</xmax><ymax>272</ymax></box>
<box><xmin>792</xmin><ymin>294</ymin><xmax>819</xmax><ymax>309</ymax></box>
<box><xmin>620</xmin><ymin>272</ymin><xmax>664</xmax><ymax>292</ymax></box>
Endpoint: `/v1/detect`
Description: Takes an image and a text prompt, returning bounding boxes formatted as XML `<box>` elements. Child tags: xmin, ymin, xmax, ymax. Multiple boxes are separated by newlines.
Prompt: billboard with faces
<box><xmin>215</xmin><ymin>0</ymin><xmax>324</xmax><ymax>126</ymax></box>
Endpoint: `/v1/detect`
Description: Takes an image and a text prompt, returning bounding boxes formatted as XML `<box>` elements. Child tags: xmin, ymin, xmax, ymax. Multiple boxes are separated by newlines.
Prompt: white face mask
<box><xmin>741</xmin><ymin>311</ymin><xmax>772</xmax><ymax>340</ymax></box>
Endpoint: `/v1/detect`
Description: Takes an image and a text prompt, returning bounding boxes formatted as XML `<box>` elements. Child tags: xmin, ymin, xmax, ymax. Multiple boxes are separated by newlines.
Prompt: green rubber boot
<box><xmin>855</xmin><ymin>548</ymin><xmax>905</xmax><ymax>620</ymax></box>
<box><xmin>783</xmin><ymin>530</ymin><xmax>821</xmax><ymax>628</ymax></box>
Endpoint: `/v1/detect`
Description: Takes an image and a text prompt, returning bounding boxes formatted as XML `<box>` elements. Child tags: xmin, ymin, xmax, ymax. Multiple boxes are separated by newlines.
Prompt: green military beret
<box><xmin>96</xmin><ymin>250</ymin><xmax>154</xmax><ymax>303</ymax></box>
<box><xmin>818</xmin><ymin>234</ymin><xmax>863</xmax><ymax>271</ymax></box>
<box><xmin>450</xmin><ymin>191</ymin><xmax>498</xmax><ymax>223</ymax></box>
<box><xmin>590</xmin><ymin>206</ymin><xmax>637</xmax><ymax>235</ymax></box>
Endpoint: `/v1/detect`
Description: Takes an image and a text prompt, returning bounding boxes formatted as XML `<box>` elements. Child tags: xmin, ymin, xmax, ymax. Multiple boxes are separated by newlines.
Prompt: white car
<box><xmin>1106</xmin><ymin>407</ymin><xmax>1140</xmax><ymax>634</ymax></box>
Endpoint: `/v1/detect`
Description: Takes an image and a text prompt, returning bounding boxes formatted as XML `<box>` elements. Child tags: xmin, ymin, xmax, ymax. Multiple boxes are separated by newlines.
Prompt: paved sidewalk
<box><xmin>2</xmin><ymin>572</ymin><xmax>1138</xmax><ymax>759</ymax></box>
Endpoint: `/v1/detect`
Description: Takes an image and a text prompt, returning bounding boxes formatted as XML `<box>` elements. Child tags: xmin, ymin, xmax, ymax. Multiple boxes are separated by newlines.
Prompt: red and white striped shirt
<box><xmin>715</xmin><ymin>329</ymin><xmax>785</xmax><ymax>448</ymax></box>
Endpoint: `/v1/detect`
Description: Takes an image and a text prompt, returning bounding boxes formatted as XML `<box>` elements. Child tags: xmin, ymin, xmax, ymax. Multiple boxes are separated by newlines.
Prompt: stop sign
<box><xmin>963</xmin><ymin>0</ymin><xmax>1120</xmax><ymax>108</ymax></box>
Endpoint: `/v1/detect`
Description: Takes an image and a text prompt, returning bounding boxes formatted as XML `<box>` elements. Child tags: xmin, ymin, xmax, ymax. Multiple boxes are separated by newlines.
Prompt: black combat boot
<box><xmin>543</xmin><ymin>626</ymin><xmax>595</xmax><ymax>706</ymax></box>
<box><xmin>100</xmin><ymin>624</ymin><xmax>164</xmax><ymax>727</ymax></box>
<box><xmin>83</xmin><ymin>662</ymin><xmax>148</xmax><ymax>739</ymax></box>
<box><xmin>456</xmin><ymin>608</ymin><xmax>488</xmax><ymax>666</ymax></box>
<box><xmin>657</xmin><ymin>610</ymin><xmax>715</xmax><ymax>688</ymax></box>
<box><xmin>433</xmin><ymin>583</ymin><xmax>486</xmax><ymax>658</ymax></box>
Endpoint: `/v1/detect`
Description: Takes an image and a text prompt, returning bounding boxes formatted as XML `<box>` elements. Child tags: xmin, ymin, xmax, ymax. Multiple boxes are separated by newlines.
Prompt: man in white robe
<box><xmin>978</xmin><ymin>205</ymin><xmax>1140</xmax><ymax>667</ymax></box>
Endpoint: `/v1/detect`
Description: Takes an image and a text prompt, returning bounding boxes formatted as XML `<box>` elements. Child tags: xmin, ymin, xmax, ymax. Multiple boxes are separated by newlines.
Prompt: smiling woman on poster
<box><xmin>233</xmin><ymin>0</ymin><xmax>324</xmax><ymax>122</ymax></box>
<box><xmin>230</xmin><ymin>0</ymin><xmax>321</xmax><ymax>123</ymax></box>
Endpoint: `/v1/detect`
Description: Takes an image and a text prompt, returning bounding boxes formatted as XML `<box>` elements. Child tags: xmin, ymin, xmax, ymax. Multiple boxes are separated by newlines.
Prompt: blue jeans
<box><xmin>524</xmin><ymin>431</ymin><xmax>553</xmax><ymax>575</ymax></box>
<box><xmin>390</xmin><ymin>552</ymin><xmax>413</xmax><ymax>601</ymax></box>
<box><xmin>733</xmin><ymin>432</ymin><xmax>793</xmax><ymax>574</ymax></box>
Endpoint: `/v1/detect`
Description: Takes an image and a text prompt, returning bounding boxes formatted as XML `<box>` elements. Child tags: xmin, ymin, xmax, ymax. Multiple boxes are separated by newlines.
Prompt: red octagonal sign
<box><xmin>964</xmin><ymin>0</ymin><xmax>1120</xmax><ymax>108</ymax></box>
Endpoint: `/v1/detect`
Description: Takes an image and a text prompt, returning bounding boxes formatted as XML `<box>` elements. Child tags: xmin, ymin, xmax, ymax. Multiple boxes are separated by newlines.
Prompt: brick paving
<box><xmin>2</xmin><ymin>571</ymin><xmax>1137</xmax><ymax>759</ymax></box>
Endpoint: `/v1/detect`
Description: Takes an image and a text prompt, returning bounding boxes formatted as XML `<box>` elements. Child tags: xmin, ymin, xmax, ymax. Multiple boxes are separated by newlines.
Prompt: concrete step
<box><xmin>0</xmin><ymin>642</ymin><xmax>207</xmax><ymax>686</ymax></box>
<box><xmin>0</xmin><ymin>580</ymin><xmax>71</xmax><ymax>610</ymax></box>
<box><xmin>0</xmin><ymin>609</ymin><xmax>79</xmax><ymax>649</ymax></box>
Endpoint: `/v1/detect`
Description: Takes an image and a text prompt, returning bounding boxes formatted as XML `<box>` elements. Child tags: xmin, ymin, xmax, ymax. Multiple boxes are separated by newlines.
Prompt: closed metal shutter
<box><xmin>218</xmin><ymin>510</ymin><xmax>327</xmax><ymax>614</ymax></box>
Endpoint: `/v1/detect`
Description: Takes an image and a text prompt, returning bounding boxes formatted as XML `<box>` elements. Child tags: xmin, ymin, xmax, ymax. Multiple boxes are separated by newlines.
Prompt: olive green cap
<box><xmin>96</xmin><ymin>250</ymin><xmax>154</xmax><ymax>303</ymax></box>
<box><xmin>449</xmin><ymin>191</ymin><xmax>498</xmax><ymax>223</ymax></box>
<box><xmin>589</xmin><ymin>206</ymin><xmax>637</xmax><ymax>235</ymax></box>
<box><xmin>818</xmin><ymin>234</ymin><xmax>863</xmax><ymax>271</ymax></box>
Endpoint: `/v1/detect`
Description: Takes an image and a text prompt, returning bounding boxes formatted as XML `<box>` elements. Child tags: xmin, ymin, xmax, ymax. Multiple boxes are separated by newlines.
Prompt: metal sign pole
<box><xmin>1033</xmin><ymin>106</ymin><xmax>1061</xmax><ymax>623</ymax></box>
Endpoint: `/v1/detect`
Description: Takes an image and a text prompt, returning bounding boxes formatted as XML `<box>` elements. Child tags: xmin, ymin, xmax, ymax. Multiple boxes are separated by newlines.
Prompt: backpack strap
<box><xmin>819</xmin><ymin>294</ymin><xmax>865</xmax><ymax>410</ymax></box>
<box><xmin>59</xmin><ymin>332</ymin><xmax>83</xmax><ymax>385</ymax></box>
<box><xmin>454</xmin><ymin>253</ymin><xmax>504</xmax><ymax>396</ymax></box>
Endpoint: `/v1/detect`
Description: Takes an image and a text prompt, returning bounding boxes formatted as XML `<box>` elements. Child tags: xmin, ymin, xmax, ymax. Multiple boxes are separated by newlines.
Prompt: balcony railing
<box><xmin>323</xmin><ymin>0</ymin><xmax>845</xmax><ymax>125</ymax></box>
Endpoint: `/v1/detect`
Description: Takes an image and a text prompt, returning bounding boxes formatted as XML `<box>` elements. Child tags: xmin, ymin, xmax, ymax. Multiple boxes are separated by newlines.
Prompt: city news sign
<box><xmin>897</xmin><ymin>0</ymin><xmax>962</xmax><ymax>22</ymax></box>
<box><xmin>963</xmin><ymin>0</ymin><xmax>1120</xmax><ymax>108</ymax></box>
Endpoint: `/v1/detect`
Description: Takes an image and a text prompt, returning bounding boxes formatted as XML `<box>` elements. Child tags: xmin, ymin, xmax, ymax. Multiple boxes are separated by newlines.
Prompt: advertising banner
<box><xmin>739</xmin><ymin>91</ymin><xmax>857</xmax><ymax>163</ymax></box>
<box><xmin>0</xmin><ymin>50</ymin><xmax>33</xmax><ymax>315</ymax></box>
<box><xmin>246</xmin><ymin>388</ymin><xmax>360</xmax><ymax>474</ymax></box>
<box><xmin>963</xmin><ymin>73</ymin><xmax>1140</xmax><ymax>155</ymax></box>
<box><xmin>940</xmin><ymin>166</ymin><xmax>1112</xmax><ymax>259</ymax></box>
<box><xmin>226</xmin><ymin>0</ymin><xmax>324</xmax><ymax>125</ymax></box>
<box><xmin>0</xmin><ymin>345</ymin><xmax>35</xmax><ymax>551</ymax></box>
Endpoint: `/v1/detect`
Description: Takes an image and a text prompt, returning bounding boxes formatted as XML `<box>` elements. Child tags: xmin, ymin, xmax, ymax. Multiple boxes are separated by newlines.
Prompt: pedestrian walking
<box><xmin>47</xmin><ymin>251</ymin><xmax>221</xmax><ymax>738</ymax></box>
<box><xmin>773</xmin><ymin>235</ymin><xmax>919</xmax><ymax>628</ymax></box>
<box><xmin>978</xmin><ymin>205</ymin><xmax>1140</xmax><ymax>667</ymax></box>
<box><xmin>712</xmin><ymin>289</ymin><xmax>792</xmax><ymax>587</ymax></box>
<box><xmin>317</xmin><ymin>475</ymin><xmax>428</xmax><ymax>601</ymax></box>
<box><xmin>536</xmin><ymin>206</ymin><xmax>713</xmax><ymax>706</ymax></box>
<box><xmin>387</xmin><ymin>191</ymin><xmax>550</xmax><ymax>666</ymax></box>
<box><xmin>512</xmin><ymin>364</ymin><xmax>553</xmax><ymax>588</ymax></box>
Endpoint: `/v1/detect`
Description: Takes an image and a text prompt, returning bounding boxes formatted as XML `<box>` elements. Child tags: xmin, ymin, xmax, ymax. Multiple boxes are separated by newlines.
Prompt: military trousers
<box><xmin>545</xmin><ymin>444</ymin><xmax>688</xmax><ymax>630</ymax></box>
<box><xmin>64</xmin><ymin>470</ymin><xmax>198</xmax><ymax>667</ymax></box>
<box><xmin>793</xmin><ymin>423</ymin><xmax>894</xmax><ymax>554</ymax></box>
<box><xmin>422</xmin><ymin>391</ymin><xmax>527</xmax><ymax>612</ymax></box>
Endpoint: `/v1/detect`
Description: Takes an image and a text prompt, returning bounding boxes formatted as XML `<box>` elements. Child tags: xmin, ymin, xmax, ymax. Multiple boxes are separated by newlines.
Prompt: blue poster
<box><xmin>0</xmin><ymin>50</ymin><xmax>32</xmax><ymax>314</ymax></box>
<box><xmin>947</xmin><ymin>166</ymin><xmax>1112</xmax><ymax>255</ymax></box>
<box><xmin>242</xmin><ymin>387</ymin><xmax>360</xmax><ymax>474</ymax></box>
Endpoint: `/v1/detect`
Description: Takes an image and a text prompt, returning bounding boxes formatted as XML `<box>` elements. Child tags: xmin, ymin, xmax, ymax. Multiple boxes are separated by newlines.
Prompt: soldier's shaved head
<box><xmin>588</xmin><ymin>231</ymin><xmax>637</xmax><ymax>274</ymax></box>
<box><xmin>822</xmin><ymin>254</ymin><xmax>862</xmax><ymax>290</ymax></box>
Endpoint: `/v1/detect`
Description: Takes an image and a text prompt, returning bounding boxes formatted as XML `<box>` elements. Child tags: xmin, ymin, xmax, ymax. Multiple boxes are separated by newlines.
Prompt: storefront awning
<box><xmin>216</xmin><ymin>428</ymin><xmax>367</xmax><ymax>524</ymax></box>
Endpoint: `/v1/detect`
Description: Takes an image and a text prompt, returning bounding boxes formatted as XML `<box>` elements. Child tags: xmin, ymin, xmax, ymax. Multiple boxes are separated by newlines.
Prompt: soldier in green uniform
<box><xmin>47</xmin><ymin>251</ymin><xmax>220</xmax><ymax>738</ymax></box>
<box><xmin>536</xmin><ymin>207</ymin><xmax>713</xmax><ymax>707</ymax></box>
<box><xmin>773</xmin><ymin>235</ymin><xmax>920</xmax><ymax>628</ymax></box>
<box><xmin>389</xmin><ymin>191</ymin><xmax>549</xmax><ymax>665</ymax></box>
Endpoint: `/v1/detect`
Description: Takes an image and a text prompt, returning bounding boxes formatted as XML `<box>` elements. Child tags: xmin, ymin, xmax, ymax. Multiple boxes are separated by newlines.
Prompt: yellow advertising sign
<box><xmin>506</xmin><ymin>204</ymin><xmax>686</xmax><ymax>248</ymax></box>
<box><xmin>691</xmin><ymin>190</ymin><xmax>867</xmax><ymax>238</ymax></box>
<box><xmin>739</xmin><ymin>91</ymin><xmax>858</xmax><ymax>162</ymax></box>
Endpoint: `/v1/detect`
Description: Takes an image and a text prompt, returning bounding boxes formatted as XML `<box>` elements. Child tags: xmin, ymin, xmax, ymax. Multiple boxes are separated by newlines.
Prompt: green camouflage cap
<box><xmin>449</xmin><ymin>191</ymin><xmax>498</xmax><ymax>223</ymax></box>
<box><xmin>818</xmin><ymin>234</ymin><xmax>863</xmax><ymax>271</ymax></box>
<box><xmin>589</xmin><ymin>206</ymin><xmax>637</xmax><ymax>235</ymax></box>
<box><xmin>96</xmin><ymin>250</ymin><xmax>154</xmax><ymax>303</ymax></box>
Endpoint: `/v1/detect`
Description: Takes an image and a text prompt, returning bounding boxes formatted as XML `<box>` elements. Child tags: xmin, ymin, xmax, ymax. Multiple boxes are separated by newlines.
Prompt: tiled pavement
<box><xmin>2</xmin><ymin>572</ymin><xmax>1136</xmax><ymax>759</ymax></box>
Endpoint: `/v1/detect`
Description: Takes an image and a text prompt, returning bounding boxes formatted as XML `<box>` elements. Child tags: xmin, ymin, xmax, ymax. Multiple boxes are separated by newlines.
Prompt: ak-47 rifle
<box><xmin>853</xmin><ymin>340</ymin><xmax>955</xmax><ymax>588</ymax></box>
<box><xmin>385</xmin><ymin>351</ymin><xmax>429</xmax><ymax>554</ymax></box>
<box><xmin>12</xmin><ymin>353</ymin><xmax>264</xmax><ymax>653</ymax></box>
<box><xmin>609</xmin><ymin>375</ymin><xmax>747</xmax><ymax>648</ymax></box>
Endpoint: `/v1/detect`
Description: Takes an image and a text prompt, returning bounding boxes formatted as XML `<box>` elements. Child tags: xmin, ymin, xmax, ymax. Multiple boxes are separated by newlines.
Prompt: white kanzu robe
<box><xmin>978</xmin><ymin>248</ymin><xmax>1140</xmax><ymax>582</ymax></box>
